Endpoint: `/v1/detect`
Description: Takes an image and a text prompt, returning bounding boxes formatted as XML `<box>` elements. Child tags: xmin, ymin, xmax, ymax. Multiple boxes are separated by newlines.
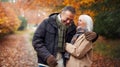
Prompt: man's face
<box><xmin>61</xmin><ymin>10</ymin><xmax>75</xmax><ymax>26</ymax></box>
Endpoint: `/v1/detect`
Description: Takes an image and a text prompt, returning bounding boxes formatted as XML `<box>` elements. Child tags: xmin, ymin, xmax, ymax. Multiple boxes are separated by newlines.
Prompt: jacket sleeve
<box><xmin>65</xmin><ymin>34</ymin><xmax>92</xmax><ymax>59</ymax></box>
<box><xmin>32</xmin><ymin>19</ymin><xmax>51</xmax><ymax>62</ymax></box>
<box><xmin>92</xmin><ymin>33</ymin><xmax>99</xmax><ymax>42</ymax></box>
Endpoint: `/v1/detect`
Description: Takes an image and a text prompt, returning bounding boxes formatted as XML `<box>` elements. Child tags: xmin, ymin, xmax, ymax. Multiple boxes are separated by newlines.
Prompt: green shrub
<box><xmin>94</xmin><ymin>39</ymin><xmax>120</xmax><ymax>59</ymax></box>
<box><xmin>86</xmin><ymin>0</ymin><xmax>120</xmax><ymax>39</ymax></box>
<box><xmin>94</xmin><ymin>10</ymin><xmax>120</xmax><ymax>39</ymax></box>
<box><xmin>18</xmin><ymin>16</ymin><xmax>27</xmax><ymax>30</ymax></box>
<box><xmin>0</xmin><ymin>0</ymin><xmax>9</xmax><ymax>2</ymax></box>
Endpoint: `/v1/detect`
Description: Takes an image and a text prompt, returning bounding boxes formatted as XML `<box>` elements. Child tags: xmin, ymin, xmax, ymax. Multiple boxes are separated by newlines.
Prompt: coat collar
<box><xmin>48</xmin><ymin>13</ymin><xmax>59</xmax><ymax>29</ymax></box>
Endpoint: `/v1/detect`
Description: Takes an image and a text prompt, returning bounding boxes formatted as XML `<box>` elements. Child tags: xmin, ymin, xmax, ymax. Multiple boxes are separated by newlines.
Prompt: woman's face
<box><xmin>78</xmin><ymin>17</ymin><xmax>86</xmax><ymax>28</ymax></box>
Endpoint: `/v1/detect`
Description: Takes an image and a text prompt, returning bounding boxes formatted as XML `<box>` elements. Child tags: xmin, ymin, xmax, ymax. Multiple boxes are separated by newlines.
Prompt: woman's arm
<box><xmin>65</xmin><ymin>34</ymin><xmax>92</xmax><ymax>59</ymax></box>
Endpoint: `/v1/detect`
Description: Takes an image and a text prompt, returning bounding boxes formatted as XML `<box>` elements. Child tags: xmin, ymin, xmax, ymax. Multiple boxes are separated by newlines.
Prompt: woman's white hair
<box><xmin>79</xmin><ymin>15</ymin><xmax>93</xmax><ymax>32</ymax></box>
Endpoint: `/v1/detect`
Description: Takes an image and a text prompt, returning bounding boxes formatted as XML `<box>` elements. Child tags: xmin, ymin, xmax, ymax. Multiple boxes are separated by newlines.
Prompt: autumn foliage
<box><xmin>0</xmin><ymin>3</ymin><xmax>21</xmax><ymax>37</ymax></box>
<box><xmin>17</xmin><ymin>0</ymin><xmax>61</xmax><ymax>10</ymax></box>
<box><xmin>62</xmin><ymin>0</ymin><xmax>96</xmax><ymax>25</ymax></box>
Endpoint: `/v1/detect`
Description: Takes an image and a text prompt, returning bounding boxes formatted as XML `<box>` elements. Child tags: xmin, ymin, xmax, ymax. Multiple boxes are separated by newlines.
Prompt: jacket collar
<box><xmin>48</xmin><ymin>13</ymin><xmax>59</xmax><ymax>29</ymax></box>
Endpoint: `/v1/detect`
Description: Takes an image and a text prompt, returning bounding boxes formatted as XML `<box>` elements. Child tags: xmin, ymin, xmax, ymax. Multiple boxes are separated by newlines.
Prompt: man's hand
<box><xmin>47</xmin><ymin>55</ymin><xmax>57</xmax><ymax>67</ymax></box>
<box><xmin>84</xmin><ymin>32</ymin><xmax>97</xmax><ymax>41</ymax></box>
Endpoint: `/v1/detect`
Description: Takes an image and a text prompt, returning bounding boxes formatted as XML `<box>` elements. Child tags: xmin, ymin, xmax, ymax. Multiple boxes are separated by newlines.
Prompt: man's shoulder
<box><xmin>41</xmin><ymin>13</ymin><xmax>59</xmax><ymax>23</ymax></box>
<box><xmin>40</xmin><ymin>18</ymin><xmax>49</xmax><ymax>25</ymax></box>
<box><xmin>49</xmin><ymin>13</ymin><xmax>59</xmax><ymax>18</ymax></box>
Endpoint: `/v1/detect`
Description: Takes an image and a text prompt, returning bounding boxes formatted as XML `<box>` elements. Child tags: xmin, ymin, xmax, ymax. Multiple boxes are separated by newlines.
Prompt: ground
<box><xmin>0</xmin><ymin>30</ymin><xmax>120</xmax><ymax>67</ymax></box>
<box><xmin>0</xmin><ymin>31</ymin><xmax>38</xmax><ymax>67</ymax></box>
<box><xmin>92</xmin><ymin>53</ymin><xmax>120</xmax><ymax>67</ymax></box>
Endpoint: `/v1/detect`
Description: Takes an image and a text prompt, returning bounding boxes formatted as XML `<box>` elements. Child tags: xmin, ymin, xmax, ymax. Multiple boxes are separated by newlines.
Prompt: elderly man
<box><xmin>32</xmin><ymin>6</ymin><xmax>98</xmax><ymax>67</ymax></box>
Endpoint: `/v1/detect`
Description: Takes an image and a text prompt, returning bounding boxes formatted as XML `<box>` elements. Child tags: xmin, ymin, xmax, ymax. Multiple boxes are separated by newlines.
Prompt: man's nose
<box><xmin>66</xmin><ymin>20</ymin><xmax>70</xmax><ymax>24</ymax></box>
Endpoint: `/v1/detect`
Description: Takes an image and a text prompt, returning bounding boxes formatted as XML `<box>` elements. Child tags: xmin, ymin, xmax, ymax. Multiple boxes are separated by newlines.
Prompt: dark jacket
<box><xmin>32</xmin><ymin>13</ymin><xmax>76</xmax><ymax>65</ymax></box>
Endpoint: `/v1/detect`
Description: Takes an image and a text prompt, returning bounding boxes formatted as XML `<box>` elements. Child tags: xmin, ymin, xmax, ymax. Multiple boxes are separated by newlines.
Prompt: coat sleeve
<box><xmin>65</xmin><ymin>34</ymin><xmax>92</xmax><ymax>59</ymax></box>
<box><xmin>32</xmin><ymin>19</ymin><xmax>51</xmax><ymax>62</ymax></box>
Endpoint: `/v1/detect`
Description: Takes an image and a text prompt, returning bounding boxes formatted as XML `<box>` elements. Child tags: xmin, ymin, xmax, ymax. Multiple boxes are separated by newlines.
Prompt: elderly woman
<box><xmin>65</xmin><ymin>15</ymin><xmax>94</xmax><ymax>67</ymax></box>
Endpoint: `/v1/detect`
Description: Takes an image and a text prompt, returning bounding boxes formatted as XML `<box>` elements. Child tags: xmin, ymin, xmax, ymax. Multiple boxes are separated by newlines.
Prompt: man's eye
<box><xmin>66</xmin><ymin>18</ymin><xmax>72</xmax><ymax>21</ymax></box>
<box><xmin>79</xmin><ymin>20</ymin><xmax>81</xmax><ymax>22</ymax></box>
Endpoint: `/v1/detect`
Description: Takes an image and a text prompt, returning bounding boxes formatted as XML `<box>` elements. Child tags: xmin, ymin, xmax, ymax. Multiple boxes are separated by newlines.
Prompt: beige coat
<box><xmin>66</xmin><ymin>34</ymin><xmax>93</xmax><ymax>67</ymax></box>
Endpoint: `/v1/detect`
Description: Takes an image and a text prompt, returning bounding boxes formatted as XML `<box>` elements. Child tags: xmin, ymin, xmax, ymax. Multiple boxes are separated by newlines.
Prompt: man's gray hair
<box><xmin>79</xmin><ymin>15</ymin><xmax>93</xmax><ymax>32</ymax></box>
<box><xmin>62</xmin><ymin>6</ymin><xmax>76</xmax><ymax>14</ymax></box>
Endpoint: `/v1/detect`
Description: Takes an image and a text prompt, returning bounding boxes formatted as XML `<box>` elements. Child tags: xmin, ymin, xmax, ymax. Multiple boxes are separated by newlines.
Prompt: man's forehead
<box><xmin>64</xmin><ymin>11</ymin><xmax>74</xmax><ymax>18</ymax></box>
<box><xmin>67</xmin><ymin>14</ymin><xmax>74</xmax><ymax>20</ymax></box>
<box><xmin>64</xmin><ymin>10</ymin><xmax>74</xmax><ymax>14</ymax></box>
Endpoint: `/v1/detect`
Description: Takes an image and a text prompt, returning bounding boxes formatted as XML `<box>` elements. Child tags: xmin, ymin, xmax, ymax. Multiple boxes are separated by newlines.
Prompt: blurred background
<box><xmin>0</xmin><ymin>0</ymin><xmax>120</xmax><ymax>67</ymax></box>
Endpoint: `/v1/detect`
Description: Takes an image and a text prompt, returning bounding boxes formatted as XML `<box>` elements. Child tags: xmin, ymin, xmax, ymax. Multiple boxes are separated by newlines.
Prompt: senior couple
<box><xmin>32</xmin><ymin>6</ymin><xmax>98</xmax><ymax>67</ymax></box>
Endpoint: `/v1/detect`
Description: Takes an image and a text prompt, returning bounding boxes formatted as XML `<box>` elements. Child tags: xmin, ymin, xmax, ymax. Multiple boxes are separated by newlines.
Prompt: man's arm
<box><xmin>85</xmin><ymin>32</ymin><xmax>99</xmax><ymax>42</ymax></box>
<box><xmin>32</xmin><ymin>19</ymin><xmax>51</xmax><ymax>62</ymax></box>
<box><xmin>32</xmin><ymin>19</ymin><xmax>57</xmax><ymax>67</ymax></box>
<box><xmin>65</xmin><ymin>34</ymin><xmax>92</xmax><ymax>59</ymax></box>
